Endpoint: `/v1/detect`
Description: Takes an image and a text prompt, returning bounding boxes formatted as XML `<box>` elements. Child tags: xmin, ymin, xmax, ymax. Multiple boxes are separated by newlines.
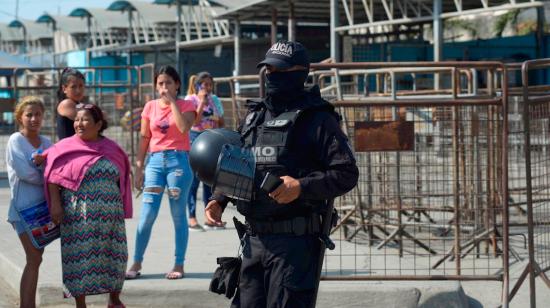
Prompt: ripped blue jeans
<box><xmin>133</xmin><ymin>150</ymin><xmax>192</xmax><ymax>265</ymax></box>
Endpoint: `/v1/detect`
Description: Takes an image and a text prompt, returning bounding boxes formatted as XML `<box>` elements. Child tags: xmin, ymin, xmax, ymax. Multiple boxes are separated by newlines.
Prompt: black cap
<box><xmin>257</xmin><ymin>40</ymin><xmax>309</xmax><ymax>70</ymax></box>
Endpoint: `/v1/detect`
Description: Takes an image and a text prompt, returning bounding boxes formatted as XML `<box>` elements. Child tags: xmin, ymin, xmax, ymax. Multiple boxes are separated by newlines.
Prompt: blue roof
<box><xmin>36</xmin><ymin>14</ymin><xmax>55</xmax><ymax>24</ymax></box>
<box><xmin>8</xmin><ymin>20</ymin><xmax>24</xmax><ymax>28</ymax></box>
<box><xmin>69</xmin><ymin>8</ymin><xmax>93</xmax><ymax>17</ymax></box>
<box><xmin>107</xmin><ymin>1</ymin><xmax>135</xmax><ymax>11</ymax></box>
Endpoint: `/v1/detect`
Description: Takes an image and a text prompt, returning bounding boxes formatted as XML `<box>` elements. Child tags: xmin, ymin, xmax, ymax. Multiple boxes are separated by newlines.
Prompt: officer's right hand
<box><xmin>205</xmin><ymin>200</ymin><xmax>224</xmax><ymax>227</ymax></box>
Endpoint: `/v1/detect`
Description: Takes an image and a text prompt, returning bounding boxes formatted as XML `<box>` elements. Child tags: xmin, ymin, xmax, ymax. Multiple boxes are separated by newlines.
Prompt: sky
<box><xmin>0</xmin><ymin>0</ymin><xmax>119</xmax><ymax>24</ymax></box>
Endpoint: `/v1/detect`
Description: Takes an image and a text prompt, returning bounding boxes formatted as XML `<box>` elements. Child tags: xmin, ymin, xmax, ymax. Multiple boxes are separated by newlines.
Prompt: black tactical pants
<box><xmin>230</xmin><ymin>233</ymin><xmax>321</xmax><ymax>308</ymax></box>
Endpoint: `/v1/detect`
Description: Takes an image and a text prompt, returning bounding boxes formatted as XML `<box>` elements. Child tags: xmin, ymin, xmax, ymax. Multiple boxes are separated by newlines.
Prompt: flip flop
<box><xmin>125</xmin><ymin>270</ymin><xmax>141</xmax><ymax>280</ymax></box>
<box><xmin>165</xmin><ymin>271</ymin><xmax>184</xmax><ymax>280</ymax></box>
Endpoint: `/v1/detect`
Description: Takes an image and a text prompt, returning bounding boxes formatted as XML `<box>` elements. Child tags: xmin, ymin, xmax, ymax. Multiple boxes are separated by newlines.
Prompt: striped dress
<box><xmin>60</xmin><ymin>158</ymin><xmax>127</xmax><ymax>298</ymax></box>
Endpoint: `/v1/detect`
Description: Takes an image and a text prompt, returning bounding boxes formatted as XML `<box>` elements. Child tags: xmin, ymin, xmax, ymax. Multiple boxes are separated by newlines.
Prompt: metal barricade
<box><xmin>221</xmin><ymin>64</ymin><xmax>511</xmax><ymax>306</ymax></box>
<box><xmin>306</xmin><ymin>64</ymin><xmax>508</xmax><ymax>296</ymax></box>
<box><xmin>507</xmin><ymin>59</ymin><xmax>550</xmax><ymax>307</ymax></box>
<box><xmin>213</xmin><ymin>74</ymin><xmax>260</xmax><ymax>130</ymax></box>
<box><xmin>0</xmin><ymin>65</ymin><xmax>154</xmax><ymax>173</ymax></box>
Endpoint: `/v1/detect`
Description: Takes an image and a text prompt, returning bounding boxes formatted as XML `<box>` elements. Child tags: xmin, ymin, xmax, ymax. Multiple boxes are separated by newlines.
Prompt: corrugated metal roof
<box><xmin>212</xmin><ymin>0</ymin><xmax>330</xmax><ymax>21</ymax></box>
<box><xmin>153</xmin><ymin>0</ymin><xmax>224</xmax><ymax>6</ymax></box>
<box><xmin>7</xmin><ymin>19</ymin><xmax>52</xmax><ymax>41</ymax></box>
<box><xmin>0</xmin><ymin>23</ymin><xmax>24</xmax><ymax>41</ymax></box>
<box><xmin>36</xmin><ymin>14</ymin><xmax>89</xmax><ymax>34</ymax></box>
<box><xmin>214</xmin><ymin>0</ymin><xmax>544</xmax><ymax>23</ymax></box>
<box><xmin>152</xmin><ymin>0</ymin><xmax>234</xmax><ymax>18</ymax></box>
<box><xmin>107</xmin><ymin>0</ymin><xmax>231</xmax><ymax>25</ymax></box>
<box><xmin>108</xmin><ymin>0</ymin><xmax>179</xmax><ymax>23</ymax></box>
<box><xmin>68</xmin><ymin>7</ymin><xmax>128</xmax><ymax>29</ymax></box>
<box><xmin>205</xmin><ymin>0</ymin><xmax>256</xmax><ymax>10</ymax></box>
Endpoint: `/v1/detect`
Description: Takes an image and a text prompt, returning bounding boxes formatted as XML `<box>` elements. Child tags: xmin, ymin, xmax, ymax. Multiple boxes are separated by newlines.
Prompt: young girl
<box><xmin>185</xmin><ymin>72</ymin><xmax>224</xmax><ymax>231</ymax></box>
<box><xmin>56</xmin><ymin>67</ymin><xmax>85</xmax><ymax>140</ymax></box>
<box><xmin>6</xmin><ymin>96</ymin><xmax>52</xmax><ymax>308</ymax></box>
<box><xmin>126</xmin><ymin>65</ymin><xmax>196</xmax><ymax>280</ymax></box>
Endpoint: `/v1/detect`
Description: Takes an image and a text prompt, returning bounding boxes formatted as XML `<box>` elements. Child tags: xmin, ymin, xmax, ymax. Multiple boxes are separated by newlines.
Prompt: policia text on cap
<box><xmin>205</xmin><ymin>40</ymin><xmax>359</xmax><ymax>307</ymax></box>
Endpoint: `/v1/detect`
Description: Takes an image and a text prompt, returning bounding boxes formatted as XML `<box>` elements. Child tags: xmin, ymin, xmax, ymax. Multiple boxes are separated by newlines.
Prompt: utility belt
<box><xmin>246</xmin><ymin>214</ymin><xmax>321</xmax><ymax>236</ymax></box>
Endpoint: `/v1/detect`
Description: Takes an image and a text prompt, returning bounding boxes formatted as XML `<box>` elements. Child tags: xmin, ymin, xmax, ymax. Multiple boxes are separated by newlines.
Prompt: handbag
<box><xmin>16</xmin><ymin>199</ymin><xmax>60</xmax><ymax>249</ymax></box>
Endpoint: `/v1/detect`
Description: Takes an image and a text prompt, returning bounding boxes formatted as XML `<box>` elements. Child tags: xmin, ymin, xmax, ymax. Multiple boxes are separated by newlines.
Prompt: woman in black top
<box><xmin>56</xmin><ymin>68</ymin><xmax>85</xmax><ymax>140</ymax></box>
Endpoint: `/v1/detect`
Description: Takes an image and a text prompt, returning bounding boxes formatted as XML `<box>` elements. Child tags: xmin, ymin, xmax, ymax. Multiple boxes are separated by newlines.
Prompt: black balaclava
<box><xmin>264</xmin><ymin>69</ymin><xmax>309</xmax><ymax>115</ymax></box>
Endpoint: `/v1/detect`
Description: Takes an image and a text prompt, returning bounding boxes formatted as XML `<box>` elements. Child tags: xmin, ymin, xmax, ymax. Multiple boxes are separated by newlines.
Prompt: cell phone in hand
<box><xmin>260</xmin><ymin>172</ymin><xmax>283</xmax><ymax>193</ymax></box>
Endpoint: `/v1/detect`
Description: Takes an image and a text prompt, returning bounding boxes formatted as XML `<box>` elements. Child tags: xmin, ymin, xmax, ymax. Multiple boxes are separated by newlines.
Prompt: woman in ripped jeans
<box><xmin>126</xmin><ymin>65</ymin><xmax>196</xmax><ymax>280</ymax></box>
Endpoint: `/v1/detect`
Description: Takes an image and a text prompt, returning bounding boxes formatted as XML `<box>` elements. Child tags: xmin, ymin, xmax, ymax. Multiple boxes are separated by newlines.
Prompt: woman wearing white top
<box><xmin>6</xmin><ymin>96</ymin><xmax>52</xmax><ymax>308</ymax></box>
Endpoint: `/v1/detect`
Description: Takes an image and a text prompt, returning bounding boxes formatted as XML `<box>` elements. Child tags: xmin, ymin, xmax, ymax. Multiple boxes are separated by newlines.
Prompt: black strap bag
<box><xmin>209</xmin><ymin>256</ymin><xmax>241</xmax><ymax>299</ymax></box>
<box><xmin>209</xmin><ymin>217</ymin><xmax>246</xmax><ymax>299</ymax></box>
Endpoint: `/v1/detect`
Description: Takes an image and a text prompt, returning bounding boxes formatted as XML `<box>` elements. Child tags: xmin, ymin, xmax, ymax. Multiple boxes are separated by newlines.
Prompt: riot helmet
<box><xmin>189</xmin><ymin>128</ymin><xmax>242</xmax><ymax>186</ymax></box>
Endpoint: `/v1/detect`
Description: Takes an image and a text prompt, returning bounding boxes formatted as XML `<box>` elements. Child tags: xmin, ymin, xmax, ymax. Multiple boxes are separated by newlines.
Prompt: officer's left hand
<box><xmin>269</xmin><ymin>176</ymin><xmax>301</xmax><ymax>204</ymax></box>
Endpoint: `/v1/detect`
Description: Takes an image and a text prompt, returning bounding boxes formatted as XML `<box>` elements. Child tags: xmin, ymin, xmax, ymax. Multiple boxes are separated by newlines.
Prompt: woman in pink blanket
<box><xmin>44</xmin><ymin>103</ymin><xmax>131</xmax><ymax>308</ymax></box>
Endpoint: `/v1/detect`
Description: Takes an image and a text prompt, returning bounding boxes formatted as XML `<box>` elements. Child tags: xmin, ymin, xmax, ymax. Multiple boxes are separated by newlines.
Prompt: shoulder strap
<box><xmin>240</xmin><ymin>106</ymin><xmax>266</xmax><ymax>140</ymax></box>
<box><xmin>264</xmin><ymin>110</ymin><xmax>303</xmax><ymax>129</ymax></box>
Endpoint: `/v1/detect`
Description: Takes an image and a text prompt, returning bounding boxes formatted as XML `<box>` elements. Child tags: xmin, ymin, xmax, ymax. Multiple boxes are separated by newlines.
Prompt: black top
<box><xmin>56</xmin><ymin>114</ymin><xmax>75</xmax><ymax>140</ymax></box>
<box><xmin>215</xmin><ymin>85</ymin><xmax>359</xmax><ymax>220</ymax></box>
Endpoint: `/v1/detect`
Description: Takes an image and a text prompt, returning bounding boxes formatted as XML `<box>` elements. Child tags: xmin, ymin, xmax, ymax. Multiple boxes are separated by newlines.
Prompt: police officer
<box><xmin>205</xmin><ymin>40</ymin><xmax>359</xmax><ymax>307</ymax></box>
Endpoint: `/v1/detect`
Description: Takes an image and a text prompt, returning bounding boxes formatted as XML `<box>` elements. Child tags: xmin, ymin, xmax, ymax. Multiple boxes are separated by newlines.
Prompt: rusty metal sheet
<box><xmin>354</xmin><ymin>121</ymin><xmax>415</xmax><ymax>151</ymax></box>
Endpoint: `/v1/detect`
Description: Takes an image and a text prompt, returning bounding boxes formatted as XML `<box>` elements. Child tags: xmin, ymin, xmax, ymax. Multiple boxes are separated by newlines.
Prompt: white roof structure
<box><xmin>8</xmin><ymin>19</ymin><xmax>52</xmax><ymax>41</ymax></box>
<box><xmin>69</xmin><ymin>7</ymin><xmax>138</xmax><ymax>49</ymax></box>
<box><xmin>36</xmin><ymin>14</ymin><xmax>89</xmax><ymax>34</ymax></box>
<box><xmin>4</xmin><ymin>19</ymin><xmax>53</xmax><ymax>55</ymax></box>
<box><xmin>214</xmin><ymin>0</ymin><xmax>545</xmax><ymax>27</ymax></box>
<box><xmin>0</xmin><ymin>23</ymin><xmax>24</xmax><ymax>54</ymax></box>
<box><xmin>92</xmin><ymin>0</ymin><xmax>232</xmax><ymax>51</ymax></box>
<box><xmin>0</xmin><ymin>23</ymin><xmax>23</xmax><ymax>41</ymax></box>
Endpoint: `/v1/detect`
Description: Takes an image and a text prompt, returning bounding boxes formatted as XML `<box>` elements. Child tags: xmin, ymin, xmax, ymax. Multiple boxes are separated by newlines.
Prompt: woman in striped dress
<box><xmin>45</xmin><ymin>103</ymin><xmax>132</xmax><ymax>308</ymax></box>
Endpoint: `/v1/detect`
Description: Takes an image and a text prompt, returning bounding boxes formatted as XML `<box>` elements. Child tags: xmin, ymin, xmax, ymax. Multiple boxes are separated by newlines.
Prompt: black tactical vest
<box><xmin>236</xmin><ymin>103</ymin><xmax>328</xmax><ymax>220</ymax></box>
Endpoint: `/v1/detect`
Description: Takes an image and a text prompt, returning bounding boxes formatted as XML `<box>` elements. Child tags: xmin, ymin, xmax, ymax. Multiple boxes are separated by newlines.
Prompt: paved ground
<box><xmin>0</xmin><ymin>275</ymin><xmax>18</xmax><ymax>308</ymax></box>
<box><xmin>0</xmin><ymin>175</ymin><xmax>548</xmax><ymax>307</ymax></box>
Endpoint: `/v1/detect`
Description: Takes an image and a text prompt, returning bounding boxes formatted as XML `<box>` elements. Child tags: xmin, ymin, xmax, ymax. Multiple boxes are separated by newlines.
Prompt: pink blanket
<box><xmin>44</xmin><ymin>135</ymin><xmax>132</xmax><ymax>218</ymax></box>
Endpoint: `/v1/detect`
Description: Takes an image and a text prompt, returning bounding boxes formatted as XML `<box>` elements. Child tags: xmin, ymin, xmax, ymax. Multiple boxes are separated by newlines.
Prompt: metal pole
<box><xmin>330</xmin><ymin>0</ymin><xmax>340</xmax><ymax>62</ymax></box>
<box><xmin>536</xmin><ymin>7</ymin><xmax>547</xmax><ymax>84</ymax></box>
<box><xmin>271</xmin><ymin>8</ymin><xmax>278</xmax><ymax>45</ymax></box>
<box><xmin>288</xmin><ymin>1</ymin><xmax>295</xmax><ymax>41</ymax></box>
<box><xmin>127</xmin><ymin>8</ymin><xmax>133</xmax><ymax>65</ymax></box>
<box><xmin>234</xmin><ymin>19</ymin><xmax>241</xmax><ymax>94</ymax></box>
<box><xmin>51</xmin><ymin>20</ymin><xmax>57</xmax><ymax>67</ymax></box>
<box><xmin>21</xmin><ymin>26</ymin><xmax>27</xmax><ymax>55</ymax></box>
<box><xmin>176</xmin><ymin>0</ymin><xmax>182</xmax><ymax>73</ymax></box>
<box><xmin>86</xmin><ymin>16</ymin><xmax>92</xmax><ymax>48</ymax></box>
<box><xmin>433</xmin><ymin>0</ymin><xmax>442</xmax><ymax>89</ymax></box>
<box><xmin>127</xmin><ymin>8</ymin><xmax>133</xmax><ymax>46</ymax></box>
<box><xmin>521</xmin><ymin>62</ymin><xmax>536</xmax><ymax>308</ymax></box>
<box><xmin>451</xmin><ymin>68</ymin><xmax>461</xmax><ymax>275</ymax></box>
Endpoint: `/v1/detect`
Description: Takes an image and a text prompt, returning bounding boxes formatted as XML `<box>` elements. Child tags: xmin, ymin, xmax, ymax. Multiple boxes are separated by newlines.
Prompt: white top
<box><xmin>6</xmin><ymin>132</ymin><xmax>52</xmax><ymax>223</ymax></box>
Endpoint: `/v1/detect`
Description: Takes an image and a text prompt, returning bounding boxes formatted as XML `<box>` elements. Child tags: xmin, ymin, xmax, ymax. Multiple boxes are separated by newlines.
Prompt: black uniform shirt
<box><xmin>215</xmin><ymin>86</ymin><xmax>359</xmax><ymax>220</ymax></box>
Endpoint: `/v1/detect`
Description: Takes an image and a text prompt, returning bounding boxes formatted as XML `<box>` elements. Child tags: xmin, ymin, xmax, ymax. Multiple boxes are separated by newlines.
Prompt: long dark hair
<box><xmin>57</xmin><ymin>67</ymin><xmax>85</xmax><ymax>101</ymax></box>
<box><xmin>154</xmin><ymin>65</ymin><xmax>181</xmax><ymax>95</ymax></box>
